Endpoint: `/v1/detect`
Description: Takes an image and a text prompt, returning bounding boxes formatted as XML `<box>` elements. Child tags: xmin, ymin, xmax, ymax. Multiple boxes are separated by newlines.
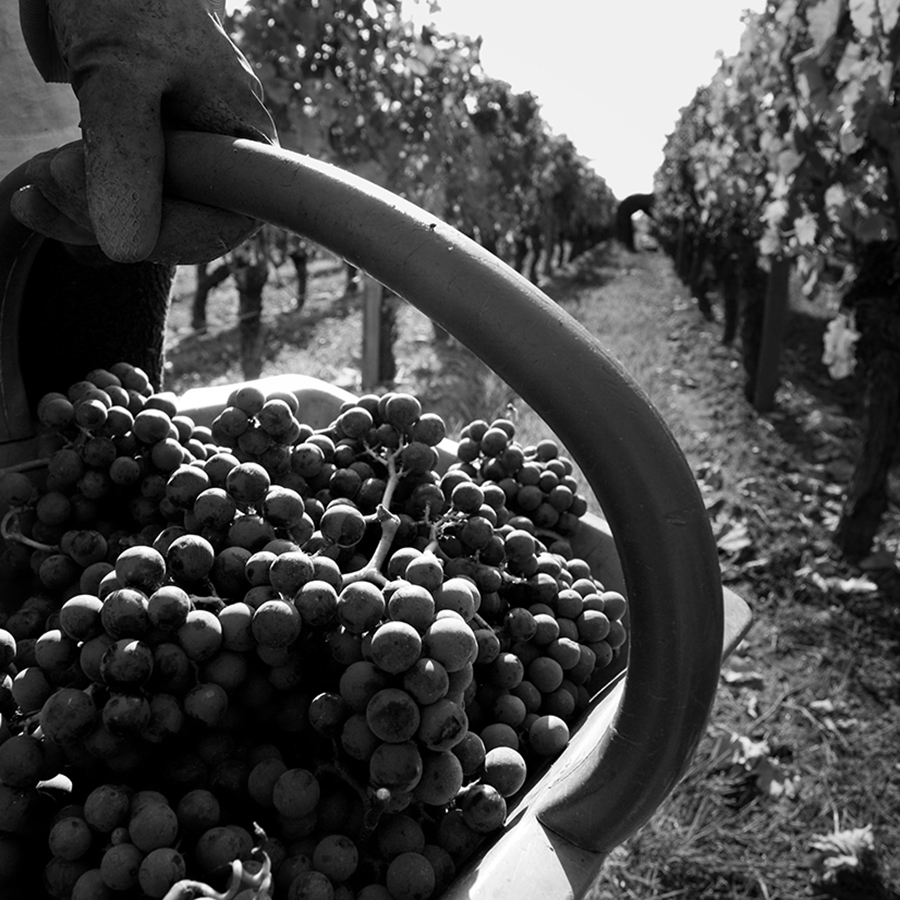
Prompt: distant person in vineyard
<box><xmin>1</xmin><ymin>0</ymin><xmax>277</xmax><ymax>398</ymax></box>
<box><xmin>615</xmin><ymin>193</ymin><xmax>655</xmax><ymax>252</ymax></box>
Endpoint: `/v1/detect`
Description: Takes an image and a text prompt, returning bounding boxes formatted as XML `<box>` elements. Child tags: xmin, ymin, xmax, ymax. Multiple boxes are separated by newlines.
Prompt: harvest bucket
<box><xmin>0</xmin><ymin>135</ymin><xmax>751</xmax><ymax>899</ymax></box>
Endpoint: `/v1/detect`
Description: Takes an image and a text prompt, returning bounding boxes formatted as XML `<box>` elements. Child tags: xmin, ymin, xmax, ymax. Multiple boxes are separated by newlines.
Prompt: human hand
<box><xmin>12</xmin><ymin>0</ymin><xmax>277</xmax><ymax>263</ymax></box>
<box><xmin>10</xmin><ymin>141</ymin><xmax>265</xmax><ymax>266</ymax></box>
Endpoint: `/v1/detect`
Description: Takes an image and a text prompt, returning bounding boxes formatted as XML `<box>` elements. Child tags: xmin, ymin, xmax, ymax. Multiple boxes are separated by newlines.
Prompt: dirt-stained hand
<box><xmin>10</xmin><ymin>0</ymin><xmax>277</xmax><ymax>264</ymax></box>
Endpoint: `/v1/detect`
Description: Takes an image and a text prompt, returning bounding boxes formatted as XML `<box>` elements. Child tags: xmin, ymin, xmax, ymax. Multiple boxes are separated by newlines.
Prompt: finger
<box><xmin>18</xmin><ymin>143</ymin><xmax>94</xmax><ymax>231</ymax></box>
<box><xmin>205</xmin><ymin>42</ymin><xmax>278</xmax><ymax>142</ymax></box>
<box><xmin>148</xmin><ymin>199</ymin><xmax>261</xmax><ymax>266</ymax></box>
<box><xmin>10</xmin><ymin>185</ymin><xmax>99</xmax><ymax>246</ymax></box>
<box><xmin>40</xmin><ymin>145</ymin><xmax>95</xmax><ymax>230</ymax></box>
<box><xmin>195</xmin><ymin>21</ymin><xmax>278</xmax><ymax>144</ymax></box>
<box><xmin>167</xmin><ymin>43</ymin><xmax>278</xmax><ymax>145</ymax></box>
<box><xmin>166</xmin><ymin>80</ymin><xmax>278</xmax><ymax>146</ymax></box>
<box><xmin>76</xmin><ymin>74</ymin><xmax>165</xmax><ymax>263</ymax></box>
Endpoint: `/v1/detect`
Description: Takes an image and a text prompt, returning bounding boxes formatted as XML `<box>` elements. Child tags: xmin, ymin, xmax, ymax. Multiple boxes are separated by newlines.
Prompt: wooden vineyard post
<box><xmin>361</xmin><ymin>273</ymin><xmax>381</xmax><ymax>391</ymax></box>
<box><xmin>752</xmin><ymin>255</ymin><xmax>791</xmax><ymax>412</ymax></box>
<box><xmin>360</xmin><ymin>274</ymin><xmax>400</xmax><ymax>389</ymax></box>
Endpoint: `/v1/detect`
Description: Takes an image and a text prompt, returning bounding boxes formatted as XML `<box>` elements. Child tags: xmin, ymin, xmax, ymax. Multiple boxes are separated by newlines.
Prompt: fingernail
<box><xmin>11</xmin><ymin>185</ymin><xmax>58</xmax><ymax>230</ymax></box>
<box><xmin>41</xmin><ymin>147</ymin><xmax>94</xmax><ymax>231</ymax></box>
<box><xmin>10</xmin><ymin>186</ymin><xmax>98</xmax><ymax>246</ymax></box>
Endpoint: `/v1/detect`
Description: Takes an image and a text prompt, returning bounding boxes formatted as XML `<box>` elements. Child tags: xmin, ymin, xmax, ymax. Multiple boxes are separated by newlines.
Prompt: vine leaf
<box><xmin>707</xmin><ymin>727</ymin><xmax>798</xmax><ymax>799</ymax></box>
<box><xmin>810</xmin><ymin>824</ymin><xmax>878</xmax><ymax>887</ymax></box>
<box><xmin>720</xmin><ymin>655</ymin><xmax>765</xmax><ymax>689</ymax></box>
<box><xmin>879</xmin><ymin>0</ymin><xmax>900</xmax><ymax>31</ymax></box>
<box><xmin>754</xmin><ymin>755</ymin><xmax>798</xmax><ymax>798</ymax></box>
<box><xmin>803</xmin><ymin>569</ymin><xmax>878</xmax><ymax>593</ymax></box>
<box><xmin>807</xmin><ymin>0</ymin><xmax>845</xmax><ymax>53</ymax></box>
<box><xmin>794</xmin><ymin>212</ymin><xmax>819</xmax><ymax>245</ymax></box>
<box><xmin>714</xmin><ymin>520</ymin><xmax>753</xmax><ymax>556</ymax></box>
<box><xmin>795</xmin><ymin>51</ymin><xmax>831</xmax><ymax>111</ymax></box>
<box><xmin>849</xmin><ymin>0</ymin><xmax>879</xmax><ymax>37</ymax></box>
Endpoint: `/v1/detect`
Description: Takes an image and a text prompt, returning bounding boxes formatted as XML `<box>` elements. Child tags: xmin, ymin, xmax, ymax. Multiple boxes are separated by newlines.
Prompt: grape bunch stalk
<box><xmin>0</xmin><ymin>362</ymin><xmax>627</xmax><ymax>900</ymax></box>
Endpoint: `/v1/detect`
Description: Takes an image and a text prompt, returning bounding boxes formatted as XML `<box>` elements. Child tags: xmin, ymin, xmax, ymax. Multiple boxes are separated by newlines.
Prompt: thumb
<box><xmin>76</xmin><ymin>74</ymin><xmax>165</xmax><ymax>263</ymax></box>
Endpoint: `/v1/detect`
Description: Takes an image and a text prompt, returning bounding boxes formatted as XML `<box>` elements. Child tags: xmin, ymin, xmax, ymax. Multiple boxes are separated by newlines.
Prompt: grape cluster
<box><xmin>0</xmin><ymin>363</ymin><xmax>627</xmax><ymax>899</ymax></box>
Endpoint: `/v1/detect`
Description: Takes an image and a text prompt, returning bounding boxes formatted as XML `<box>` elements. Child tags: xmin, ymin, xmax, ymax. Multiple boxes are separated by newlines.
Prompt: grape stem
<box><xmin>316</xmin><ymin>758</ymin><xmax>392</xmax><ymax>844</ymax></box>
<box><xmin>0</xmin><ymin>508</ymin><xmax>59</xmax><ymax>552</ymax></box>
<box><xmin>317</xmin><ymin>756</ymin><xmax>370</xmax><ymax>804</ymax></box>
<box><xmin>361</xmin><ymin>786</ymin><xmax>393</xmax><ymax>845</ymax></box>
<box><xmin>0</xmin><ymin>457</ymin><xmax>49</xmax><ymax>475</ymax></box>
<box><xmin>341</xmin><ymin>504</ymin><xmax>401</xmax><ymax>588</ymax></box>
<box><xmin>421</xmin><ymin>509</ymin><xmax>469</xmax><ymax>560</ymax></box>
<box><xmin>162</xmin><ymin>866</ymin><xmax>240</xmax><ymax>900</ymax></box>
<box><xmin>381</xmin><ymin>447</ymin><xmax>402</xmax><ymax>511</ymax></box>
<box><xmin>161</xmin><ymin>851</ymin><xmax>273</xmax><ymax>900</ymax></box>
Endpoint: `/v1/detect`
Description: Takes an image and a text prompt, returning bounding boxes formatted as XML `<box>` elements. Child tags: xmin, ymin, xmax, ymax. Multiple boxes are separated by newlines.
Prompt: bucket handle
<box><xmin>0</xmin><ymin>132</ymin><xmax>723</xmax><ymax>852</ymax></box>
<box><xmin>161</xmin><ymin>132</ymin><xmax>723</xmax><ymax>852</ymax></box>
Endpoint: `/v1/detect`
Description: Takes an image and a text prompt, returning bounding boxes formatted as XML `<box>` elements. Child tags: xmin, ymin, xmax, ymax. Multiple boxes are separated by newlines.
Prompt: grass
<box><xmin>165</xmin><ymin>241</ymin><xmax>900</xmax><ymax>900</ymax></box>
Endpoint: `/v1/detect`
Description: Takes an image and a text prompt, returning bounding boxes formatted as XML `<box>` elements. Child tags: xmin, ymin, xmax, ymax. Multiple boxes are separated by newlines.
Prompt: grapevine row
<box><xmin>653</xmin><ymin>0</ymin><xmax>900</xmax><ymax>560</ymax></box>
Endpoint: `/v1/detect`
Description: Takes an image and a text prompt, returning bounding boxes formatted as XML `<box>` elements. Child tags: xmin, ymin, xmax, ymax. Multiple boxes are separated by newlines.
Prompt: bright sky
<box><xmin>412</xmin><ymin>0</ymin><xmax>767</xmax><ymax>199</ymax></box>
<box><xmin>227</xmin><ymin>0</ymin><xmax>766</xmax><ymax>199</ymax></box>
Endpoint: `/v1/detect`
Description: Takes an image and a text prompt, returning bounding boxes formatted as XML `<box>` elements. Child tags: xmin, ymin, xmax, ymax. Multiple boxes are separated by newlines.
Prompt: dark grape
<box><xmin>386</xmin><ymin>584</ymin><xmax>435</xmax><ymax>634</ymax></box>
<box><xmin>40</xmin><ymin>687</ymin><xmax>98</xmax><ymax>743</ymax></box>
<box><xmin>183</xmin><ymin>683</ymin><xmax>228</xmax><ymax>727</ymax></box>
<box><xmin>312</xmin><ymin>833</ymin><xmax>359</xmax><ymax>883</ymax></box>
<box><xmin>320</xmin><ymin>504</ymin><xmax>367</xmax><ymax>548</ymax></box>
<box><xmin>217</xmin><ymin>602</ymin><xmax>255</xmax><ymax>652</ymax></box>
<box><xmin>404</xmin><ymin>553</ymin><xmax>443</xmax><ymax>592</ymax></box>
<box><xmin>273</xmin><ymin>768</ymin><xmax>320</xmax><ymax>818</ymax></box>
<box><xmin>252</xmin><ymin>599</ymin><xmax>302</xmax><ymax>648</ymax></box>
<box><xmin>458</xmin><ymin>782</ymin><xmax>507</xmax><ymax>833</ymax></box>
<box><xmin>374</xmin><ymin>814</ymin><xmax>423</xmax><ymax>862</ymax></box>
<box><xmin>0</xmin><ymin>734</ymin><xmax>46</xmax><ymax>788</ymax></box>
<box><xmin>102</xmin><ymin>692</ymin><xmax>151</xmax><ymax>735</ymax></box>
<box><xmin>369</xmin><ymin>741</ymin><xmax>423</xmax><ymax>793</ymax></box>
<box><xmin>6</xmin><ymin>367</ymin><xmax>621</xmax><ymax>898</ymax></box>
<box><xmin>100</xmin><ymin>639</ymin><xmax>154</xmax><ymax>689</ymax></box>
<box><xmin>48</xmin><ymin>815</ymin><xmax>94</xmax><ymax>861</ymax></box>
<box><xmin>34</xmin><ymin>628</ymin><xmax>79</xmax><ymax>672</ymax></box>
<box><xmin>414</xmin><ymin>749</ymin><xmax>464</xmax><ymax>806</ymax></box>
<box><xmin>193</xmin><ymin>825</ymin><xmax>244</xmax><ymax>877</ymax></box>
<box><xmin>385</xmin><ymin>851</ymin><xmax>435</xmax><ymax>900</ymax></box>
<box><xmin>366</xmin><ymin>688</ymin><xmax>421</xmax><ymax>743</ymax></box>
<box><xmin>175</xmin><ymin>789</ymin><xmax>220</xmax><ymax>835</ymax></box>
<box><xmin>422</xmin><ymin>615</ymin><xmax>478</xmax><ymax>673</ymax></box>
<box><xmin>337</xmin><ymin>582</ymin><xmax>385</xmax><ymax>634</ymax></box>
<box><xmin>138</xmin><ymin>847</ymin><xmax>186</xmax><ymax>898</ymax></box>
<box><xmin>295</xmin><ymin>580</ymin><xmax>339</xmax><ymax>628</ymax></box>
<box><xmin>369</xmin><ymin>621</ymin><xmax>422</xmax><ymax>675</ymax></box>
<box><xmin>147</xmin><ymin>585</ymin><xmax>191</xmax><ymax>632</ymax></box>
<box><xmin>99</xmin><ymin>842</ymin><xmax>144</xmax><ymax>891</ymax></box>
<box><xmin>287</xmin><ymin>870</ymin><xmax>334</xmax><ymax>900</ymax></box>
<box><xmin>83</xmin><ymin>784</ymin><xmax>131</xmax><ymax>833</ymax></box>
<box><xmin>177</xmin><ymin>610</ymin><xmax>223</xmax><ymax>662</ymax></box>
<box><xmin>481</xmin><ymin>746</ymin><xmax>528</xmax><ymax>797</ymax></box>
<box><xmin>166</xmin><ymin>534</ymin><xmax>216</xmax><ymax>584</ymax></box>
<box><xmin>101</xmin><ymin>588</ymin><xmax>151</xmax><ymax>639</ymax></box>
<box><xmin>128</xmin><ymin>799</ymin><xmax>178</xmax><ymax>852</ymax></box>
